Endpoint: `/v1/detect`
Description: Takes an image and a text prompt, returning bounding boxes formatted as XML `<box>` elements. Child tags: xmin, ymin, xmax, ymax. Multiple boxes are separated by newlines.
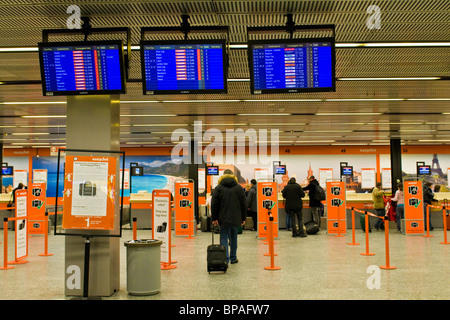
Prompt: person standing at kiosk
<box><xmin>282</xmin><ymin>178</ymin><xmax>306</xmax><ymax>237</ymax></box>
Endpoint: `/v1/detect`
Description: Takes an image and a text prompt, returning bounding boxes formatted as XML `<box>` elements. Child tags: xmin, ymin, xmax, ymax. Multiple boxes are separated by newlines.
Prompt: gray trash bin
<box><xmin>124</xmin><ymin>239</ymin><xmax>162</xmax><ymax>295</ymax></box>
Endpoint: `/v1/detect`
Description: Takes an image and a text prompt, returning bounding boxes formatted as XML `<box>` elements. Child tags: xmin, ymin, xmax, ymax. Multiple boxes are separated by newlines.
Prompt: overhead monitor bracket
<box><xmin>247</xmin><ymin>13</ymin><xmax>335</xmax><ymax>39</ymax></box>
<box><xmin>140</xmin><ymin>14</ymin><xmax>229</xmax><ymax>41</ymax></box>
<box><xmin>41</xmin><ymin>17</ymin><xmax>131</xmax><ymax>80</ymax></box>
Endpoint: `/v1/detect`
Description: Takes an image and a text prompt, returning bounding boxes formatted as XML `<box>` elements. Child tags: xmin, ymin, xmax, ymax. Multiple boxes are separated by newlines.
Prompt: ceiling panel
<box><xmin>0</xmin><ymin>0</ymin><xmax>448</xmax><ymax>148</ymax></box>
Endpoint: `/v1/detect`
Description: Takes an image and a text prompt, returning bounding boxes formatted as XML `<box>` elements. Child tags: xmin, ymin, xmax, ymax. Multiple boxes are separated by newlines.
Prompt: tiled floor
<box><xmin>0</xmin><ymin>226</ymin><xmax>448</xmax><ymax>300</ymax></box>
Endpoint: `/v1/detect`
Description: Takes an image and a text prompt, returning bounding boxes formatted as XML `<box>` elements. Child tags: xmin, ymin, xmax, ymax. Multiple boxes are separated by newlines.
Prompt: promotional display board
<box><xmin>62</xmin><ymin>155</ymin><xmax>117</xmax><ymax>230</ymax></box>
<box><xmin>361</xmin><ymin>168</ymin><xmax>376</xmax><ymax>190</ymax></box>
<box><xmin>152</xmin><ymin>189</ymin><xmax>173</xmax><ymax>265</ymax></box>
<box><xmin>13</xmin><ymin>169</ymin><xmax>27</xmax><ymax>189</ymax></box>
<box><xmin>28</xmin><ymin>182</ymin><xmax>46</xmax><ymax>235</ymax></box>
<box><xmin>381</xmin><ymin>168</ymin><xmax>392</xmax><ymax>190</ymax></box>
<box><xmin>403</xmin><ymin>180</ymin><xmax>425</xmax><ymax>235</ymax></box>
<box><xmin>15</xmin><ymin>189</ymin><xmax>28</xmax><ymax>261</ymax></box>
<box><xmin>326</xmin><ymin>180</ymin><xmax>347</xmax><ymax>235</ymax></box>
<box><xmin>319</xmin><ymin>168</ymin><xmax>333</xmax><ymax>188</ymax></box>
<box><xmin>32</xmin><ymin>169</ymin><xmax>48</xmax><ymax>188</ymax></box>
<box><xmin>257</xmin><ymin>181</ymin><xmax>279</xmax><ymax>239</ymax></box>
<box><xmin>174</xmin><ymin>181</ymin><xmax>195</xmax><ymax>237</ymax></box>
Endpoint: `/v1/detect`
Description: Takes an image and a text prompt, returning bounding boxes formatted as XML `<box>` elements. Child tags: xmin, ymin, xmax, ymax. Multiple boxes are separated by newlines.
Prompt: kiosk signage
<box><xmin>28</xmin><ymin>182</ymin><xmax>46</xmax><ymax>235</ymax></box>
<box><xmin>257</xmin><ymin>181</ymin><xmax>279</xmax><ymax>239</ymax></box>
<box><xmin>175</xmin><ymin>181</ymin><xmax>195</xmax><ymax>237</ymax></box>
<box><xmin>326</xmin><ymin>181</ymin><xmax>347</xmax><ymax>235</ymax></box>
<box><xmin>404</xmin><ymin>180</ymin><xmax>425</xmax><ymax>235</ymax></box>
<box><xmin>15</xmin><ymin>189</ymin><xmax>28</xmax><ymax>261</ymax></box>
<box><xmin>152</xmin><ymin>189</ymin><xmax>172</xmax><ymax>264</ymax></box>
<box><xmin>62</xmin><ymin>155</ymin><xmax>117</xmax><ymax>230</ymax></box>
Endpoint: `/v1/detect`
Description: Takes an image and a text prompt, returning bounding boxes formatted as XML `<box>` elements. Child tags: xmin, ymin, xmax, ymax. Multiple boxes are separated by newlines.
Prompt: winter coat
<box><xmin>302</xmin><ymin>179</ymin><xmax>321</xmax><ymax>207</ymax></box>
<box><xmin>211</xmin><ymin>174</ymin><xmax>247</xmax><ymax>227</ymax></box>
<box><xmin>247</xmin><ymin>184</ymin><xmax>258</xmax><ymax>212</ymax></box>
<box><xmin>372</xmin><ymin>187</ymin><xmax>385</xmax><ymax>210</ymax></box>
<box><xmin>281</xmin><ymin>181</ymin><xmax>305</xmax><ymax>211</ymax></box>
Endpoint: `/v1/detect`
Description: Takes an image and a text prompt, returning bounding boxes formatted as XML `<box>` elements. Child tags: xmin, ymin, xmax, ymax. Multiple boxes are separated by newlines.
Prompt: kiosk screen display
<box><xmin>207</xmin><ymin>166</ymin><xmax>219</xmax><ymax>176</ymax></box>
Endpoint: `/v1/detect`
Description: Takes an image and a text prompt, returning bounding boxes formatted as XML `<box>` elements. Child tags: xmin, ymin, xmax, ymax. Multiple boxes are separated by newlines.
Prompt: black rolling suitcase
<box><xmin>207</xmin><ymin>225</ymin><xmax>227</xmax><ymax>273</ymax></box>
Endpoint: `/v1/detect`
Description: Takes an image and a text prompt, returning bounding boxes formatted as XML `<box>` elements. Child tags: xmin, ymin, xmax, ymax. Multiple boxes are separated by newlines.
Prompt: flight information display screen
<box><xmin>248</xmin><ymin>38</ymin><xmax>335</xmax><ymax>94</ymax></box>
<box><xmin>141</xmin><ymin>40</ymin><xmax>227</xmax><ymax>94</ymax></box>
<box><xmin>38</xmin><ymin>41</ymin><xmax>126</xmax><ymax>96</ymax></box>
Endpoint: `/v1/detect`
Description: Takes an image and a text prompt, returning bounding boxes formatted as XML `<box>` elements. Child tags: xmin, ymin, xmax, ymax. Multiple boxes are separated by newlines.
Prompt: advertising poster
<box><xmin>15</xmin><ymin>190</ymin><xmax>28</xmax><ymax>261</ymax></box>
<box><xmin>28</xmin><ymin>182</ymin><xmax>46</xmax><ymax>235</ymax></box>
<box><xmin>175</xmin><ymin>181</ymin><xmax>195</xmax><ymax>237</ymax></box>
<box><xmin>13</xmin><ymin>169</ymin><xmax>27</xmax><ymax>189</ymax></box>
<box><xmin>404</xmin><ymin>180</ymin><xmax>424</xmax><ymax>235</ymax></box>
<box><xmin>257</xmin><ymin>181</ymin><xmax>279</xmax><ymax>239</ymax></box>
<box><xmin>152</xmin><ymin>189</ymin><xmax>172</xmax><ymax>264</ymax></box>
<box><xmin>319</xmin><ymin>168</ymin><xmax>333</xmax><ymax>188</ymax></box>
<box><xmin>62</xmin><ymin>156</ymin><xmax>117</xmax><ymax>230</ymax></box>
<box><xmin>361</xmin><ymin>168</ymin><xmax>376</xmax><ymax>190</ymax></box>
<box><xmin>381</xmin><ymin>168</ymin><xmax>392</xmax><ymax>190</ymax></box>
<box><xmin>326</xmin><ymin>181</ymin><xmax>347</xmax><ymax>235</ymax></box>
<box><xmin>32</xmin><ymin>169</ymin><xmax>48</xmax><ymax>188</ymax></box>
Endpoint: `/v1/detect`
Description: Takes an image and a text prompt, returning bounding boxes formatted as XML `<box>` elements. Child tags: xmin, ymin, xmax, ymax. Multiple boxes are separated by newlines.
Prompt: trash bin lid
<box><xmin>124</xmin><ymin>239</ymin><xmax>162</xmax><ymax>247</ymax></box>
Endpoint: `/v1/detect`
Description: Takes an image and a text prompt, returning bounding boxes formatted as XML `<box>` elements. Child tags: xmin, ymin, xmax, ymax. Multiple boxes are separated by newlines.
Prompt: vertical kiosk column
<box><xmin>64</xmin><ymin>95</ymin><xmax>121</xmax><ymax>297</ymax></box>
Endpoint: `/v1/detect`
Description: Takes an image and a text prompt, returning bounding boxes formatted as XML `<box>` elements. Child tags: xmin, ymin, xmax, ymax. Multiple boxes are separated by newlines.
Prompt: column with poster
<box><xmin>175</xmin><ymin>180</ymin><xmax>195</xmax><ymax>237</ymax></box>
<box><xmin>62</xmin><ymin>156</ymin><xmax>117</xmax><ymax>231</ymax></box>
<box><xmin>403</xmin><ymin>180</ymin><xmax>425</xmax><ymax>235</ymax></box>
<box><xmin>13</xmin><ymin>189</ymin><xmax>28</xmax><ymax>263</ymax></box>
<box><xmin>28</xmin><ymin>182</ymin><xmax>46</xmax><ymax>235</ymax></box>
<box><xmin>152</xmin><ymin>189</ymin><xmax>175</xmax><ymax>269</ymax></box>
<box><xmin>257</xmin><ymin>181</ymin><xmax>279</xmax><ymax>239</ymax></box>
<box><xmin>326</xmin><ymin>180</ymin><xmax>347</xmax><ymax>235</ymax></box>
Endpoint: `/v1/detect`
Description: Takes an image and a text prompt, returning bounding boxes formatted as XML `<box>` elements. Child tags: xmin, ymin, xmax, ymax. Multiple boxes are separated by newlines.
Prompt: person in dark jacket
<box><xmin>302</xmin><ymin>176</ymin><xmax>321</xmax><ymax>227</ymax></box>
<box><xmin>211</xmin><ymin>169</ymin><xmax>247</xmax><ymax>264</ymax></box>
<box><xmin>282</xmin><ymin>177</ymin><xmax>306</xmax><ymax>237</ymax></box>
<box><xmin>423</xmin><ymin>182</ymin><xmax>436</xmax><ymax>231</ymax></box>
<box><xmin>246</xmin><ymin>179</ymin><xmax>258</xmax><ymax>231</ymax></box>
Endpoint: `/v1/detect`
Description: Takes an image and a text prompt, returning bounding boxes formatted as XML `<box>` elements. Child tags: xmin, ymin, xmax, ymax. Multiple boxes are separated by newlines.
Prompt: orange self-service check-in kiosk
<box><xmin>403</xmin><ymin>180</ymin><xmax>425</xmax><ymax>235</ymax></box>
<box><xmin>257</xmin><ymin>180</ymin><xmax>279</xmax><ymax>240</ymax></box>
<box><xmin>174</xmin><ymin>180</ymin><xmax>195</xmax><ymax>238</ymax></box>
<box><xmin>326</xmin><ymin>180</ymin><xmax>347</xmax><ymax>236</ymax></box>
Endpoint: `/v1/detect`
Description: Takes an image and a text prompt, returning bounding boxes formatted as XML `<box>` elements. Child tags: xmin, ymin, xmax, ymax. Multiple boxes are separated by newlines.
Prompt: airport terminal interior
<box><xmin>0</xmin><ymin>0</ymin><xmax>448</xmax><ymax>305</ymax></box>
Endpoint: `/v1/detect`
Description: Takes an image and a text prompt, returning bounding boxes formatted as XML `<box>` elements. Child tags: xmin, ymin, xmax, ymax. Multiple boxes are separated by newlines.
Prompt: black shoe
<box><xmin>299</xmin><ymin>234</ymin><xmax>307</xmax><ymax>238</ymax></box>
<box><xmin>230</xmin><ymin>259</ymin><xmax>238</xmax><ymax>264</ymax></box>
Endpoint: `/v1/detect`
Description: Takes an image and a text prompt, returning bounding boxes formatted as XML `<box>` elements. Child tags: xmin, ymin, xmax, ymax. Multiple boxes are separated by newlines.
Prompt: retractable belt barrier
<box><xmin>347</xmin><ymin>207</ymin><xmax>360</xmax><ymax>246</ymax></box>
<box><xmin>425</xmin><ymin>204</ymin><xmax>449</xmax><ymax>244</ymax></box>
<box><xmin>264</xmin><ymin>207</ymin><xmax>280</xmax><ymax>271</ymax></box>
<box><xmin>1</xmin><ymin>212</ymin><xmax>54</xmax><ymax>271</ymax></box>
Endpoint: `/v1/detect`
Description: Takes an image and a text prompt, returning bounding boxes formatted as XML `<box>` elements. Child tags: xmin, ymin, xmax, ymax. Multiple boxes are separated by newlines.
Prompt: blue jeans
<box><xmin>286</xmin><ymin>212</ymin><xmax>292</xmax><ymax>229</ymax></box>
<box><xmin>219</xmin><ymin>226</ymin><xmax>238</xmax><ymax>263</ymax></box>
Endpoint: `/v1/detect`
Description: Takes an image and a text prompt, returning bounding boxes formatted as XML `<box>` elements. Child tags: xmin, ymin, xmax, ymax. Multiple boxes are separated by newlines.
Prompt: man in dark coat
<box><xmin>282</xmin><ymin>177</ymin><xmax>306</xmax><ymax>237</ymax></box>
<box><xmin>302</xmin><ymin>176</ymin><xmax>321</xmax><ymax>227</ymax></box>
<box><xmin>246</xmin><ymin>179</ymin><xmax>258</xmax><ymax>231</ymax></box>
<box><xmin>211</xmin><ymin>169</ymin><xmax>247</xmax><ymax>264</ymax></box>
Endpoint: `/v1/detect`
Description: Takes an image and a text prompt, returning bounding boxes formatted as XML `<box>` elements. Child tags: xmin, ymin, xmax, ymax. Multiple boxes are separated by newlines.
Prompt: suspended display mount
<box><xmin>247</xmin><ymin>15</ymin><xmax>336</xmax><ymax>94</ymax></box>
<box><xmin>140</xmin><ymin>15</ymin><xmax>229</xmax><ymax>95</ymax></box>
<box><xmin>40</xmin><ymin>17</ymin><xmax>131</xmax><ymax>93</ymax></box>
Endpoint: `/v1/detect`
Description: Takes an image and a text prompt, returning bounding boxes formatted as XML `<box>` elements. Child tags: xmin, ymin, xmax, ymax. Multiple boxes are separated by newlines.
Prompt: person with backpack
<box><xmin>282</xmin><ymin>177</ymin><xmax>306</xmax><ymax>237</ymax></box>
<box><xmin>303</xmin><ymin>176</ymin><xmax>324</xmax><ymax>228</ymax></box>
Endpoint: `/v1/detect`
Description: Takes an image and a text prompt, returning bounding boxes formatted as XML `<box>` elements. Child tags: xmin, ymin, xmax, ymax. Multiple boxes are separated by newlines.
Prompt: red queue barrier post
<box><xmin>347</xmin><ymin>207</ymin><xmax>360</xmax><ymax>246</ymax></box>
<box><xmin>264</xmin><ymin>209</ymin><xmax>280</xmax><ymax>271</ymax></box>
<box><xmin>38</xmin><ymin>212</ymin><xmax>53</xmax><ymax>257</ymax></box>
<box><xmin>0</xmin><ymin>218</ymin><xmax>14</xmax><ymax>270</ymax></box>
<box><xmin>360</xmin><ymin>211</ymin><xmax>375</xmax><ymax>256</ymax></box>
<box><xmin>441</xmin><ymin>206</ymin><xmax>449</xmax><ymax>245</ymax></box>
<box><xmin>132</xmin><ymin>217</ymin><xmax>137</xmax><ymax>241</ymax></box>
<box><xmin>379</xmin><ymin>216</ymin><xmax>396</xmax><ymax>270</ymax></box>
